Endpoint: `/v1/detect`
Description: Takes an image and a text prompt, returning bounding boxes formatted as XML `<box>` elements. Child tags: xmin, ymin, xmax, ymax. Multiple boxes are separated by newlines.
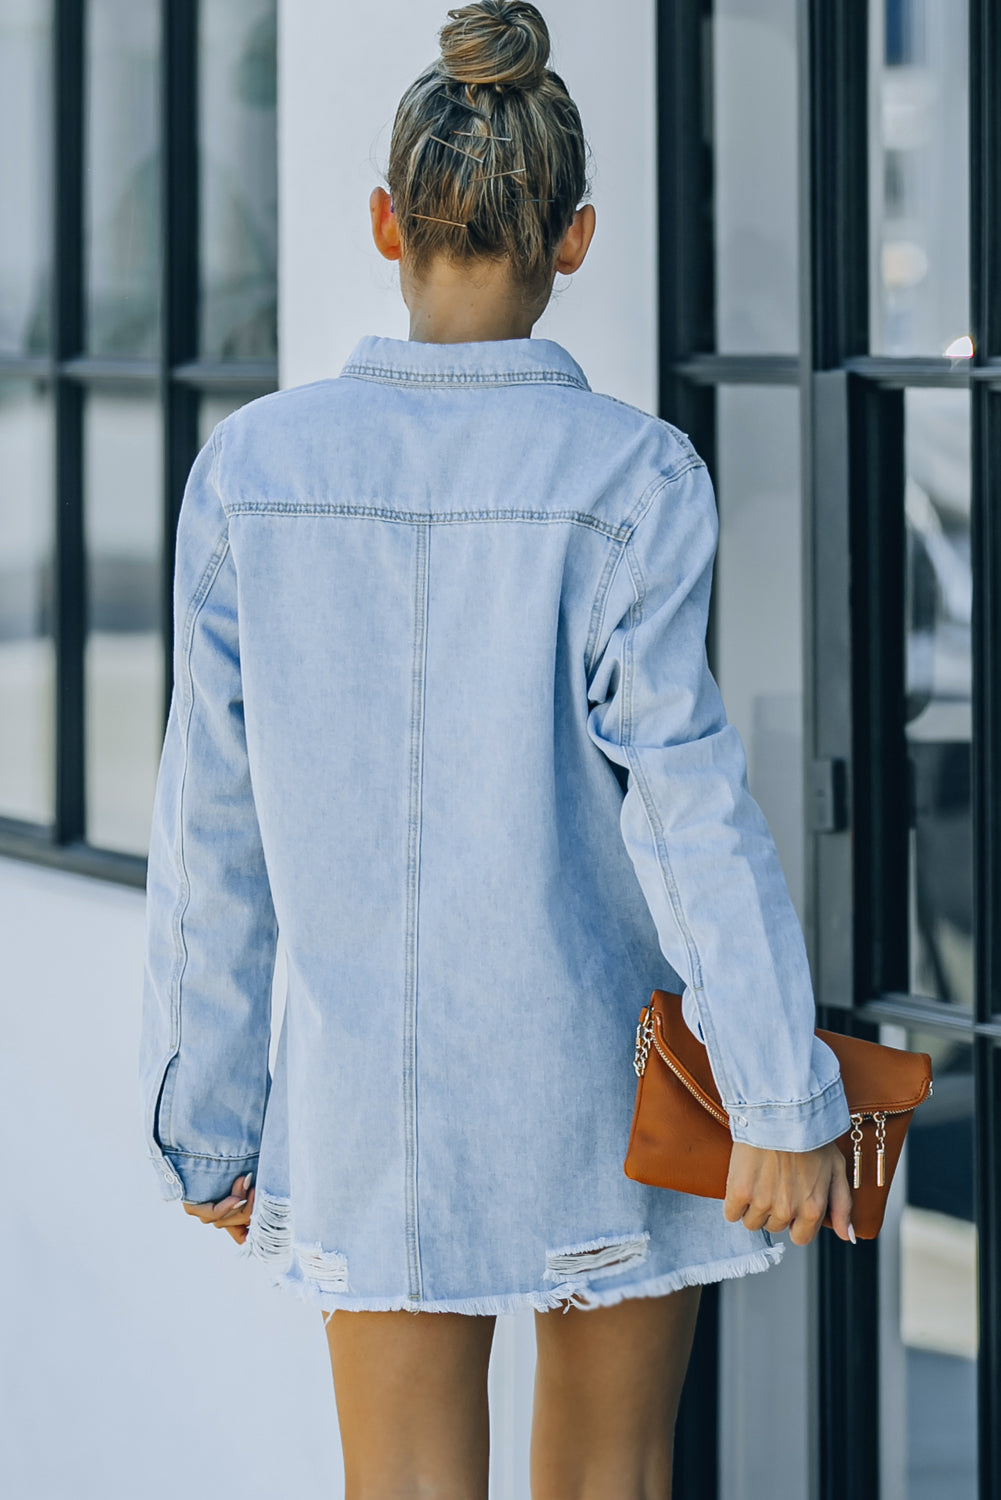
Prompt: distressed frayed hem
<box><xmin>238</xmin><ymin>1189</ymin><xmax>293</xmax><ymax>1272</ymax></box>
<box><xmin>240</xmin><ymin>1240</ymin><xmax>785</xmax><ymax>1318</ymax></box>
<box><xmin>544</xmin><ymin>1241</ymin><xmax>785</xmax><ymax>1312</ymax></box>
<box><xmin>544</xmin><ymin>1232</ymin><xmax>650</xmax><ymax>1284</ymax></box>
<box><xmin>237</xmin><ymin>1189</ymin><xmax>348</xmax><ymax>1295</ymax></box>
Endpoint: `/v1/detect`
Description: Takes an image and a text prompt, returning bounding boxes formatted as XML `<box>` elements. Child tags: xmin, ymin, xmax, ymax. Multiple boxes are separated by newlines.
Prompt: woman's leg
<box><xmin>530</xmin><ymin>1285</ymin><xmax>702</xmax><ymax>1500</ymax></box>
<box><xmin>323</xmin><ymin>1309</ymin><xmax>496</xmax><ymax>1500</ymax></box>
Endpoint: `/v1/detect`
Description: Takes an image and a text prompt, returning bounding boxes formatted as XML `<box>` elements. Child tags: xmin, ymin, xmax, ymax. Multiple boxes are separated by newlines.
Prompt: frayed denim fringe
<box><xmin>236</xmin><ymin>1192</ymin><xmax>784</xmax><ymax>1326</ymax></box>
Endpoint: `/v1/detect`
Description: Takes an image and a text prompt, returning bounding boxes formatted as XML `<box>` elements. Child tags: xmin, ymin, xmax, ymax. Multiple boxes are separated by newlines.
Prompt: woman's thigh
<box><xmin>531</xmin><ymin>1286</ymin><xmax>702</xmax><ymax>1500</ymax></box>
<box><xmin>323</xmin><ymin>1308</ymin><xmax>496</xmax><ymax>1500</ymax></box>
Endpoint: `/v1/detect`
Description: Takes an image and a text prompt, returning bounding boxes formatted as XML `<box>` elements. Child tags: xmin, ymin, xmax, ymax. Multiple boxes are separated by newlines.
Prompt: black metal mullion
<box><xmin>673</xmin><ymin>1283</ymin><xmax>719</xmax><ymax>1500</ymax></box>
<box><xmin>806</xmin><ymin>0</ymin><xmax>870</xmax><ymax>373</ymax></box>
<box><xmin>975</xmin><ymin>1038</ymin><xmax>1001</xmax><ymax>1500</ymax></box>
<box><xmin>803</xmin><ymin>3</ymin><xmax>882</xmax><ymax>1498</ymax></box>
<box><xmin>657</xmin><ymin>0</ymin><xmax>715</xmax><ymax>450</ymax></box>
<box><xmin>970</xmin><ymin>5</ymin><xmax>1001</xmax><ymax>1494</ymax></box>
<box><xmin>52</xmin><ymin>0</ymin><xmax>86</xmax><ymax>845</ymax></box>
<box><xmin>171</xmin><ymin>358</ymin><xmax>278</xmax><ymax>390</ymax></box>
<box><xmin>970</xmin><ymin>0</ymin><xmax>1001</xmax><ymax>364</ymax></box>
<box><xmin>804</xmin><ymin>0</ymin><xmax>871</xmax><ymax>1016</ymax></box>
<box><xmin>161</xmin><ymin>0</ymin><xmax>200</xmax><ymax>731</ymax></box>
<box><xmin>672</xmin><ymin>354</ymin><xmax>800</xmax><ymax>386</ymax></box>
<box><xmin>861</xmin><ymin>994</ymin><xmax>1001</xmax><ymax>1041</ymax></box>
<box><xmin>970</xmin><ymin>377</ymin><xmax>1001</xmax><ymax>1500</ymax></box>
<box><xmin>842</xmin><ymin>355</ymin><xmax>972</xmax><ymax>388</ymax></box>
<box><xmin>0</xmin><ymin>816</ymin><xmax>145</xmax><ymax>887</ymax></box>
<box><xmin>849</xmin><ymin>381</ymin><xmax>909</xmax><ymax>1002</ymax></box>
<box><xmin>656</xmin><ymin>7</ymin><xmax>718</xmax><ymax>1497</ymax></box>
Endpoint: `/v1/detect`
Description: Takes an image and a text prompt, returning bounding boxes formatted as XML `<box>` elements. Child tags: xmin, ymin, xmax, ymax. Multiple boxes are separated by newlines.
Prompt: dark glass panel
<box><xmin>0</xmin><ymin>379</ymin><xmax>54</xmax><ymax>823</ymax></box>
<box><xmin>83</xmin><ymin>390</ymin><xmax>163</xmax><ymax>853</ymax></box>
<box><xmin>713</xmin><ymin>0</ymin><xmax>799</xmax><ymax>354</ymax></box>
<box><xmin>904</xmin><ymin>389</ymin><xmax>971</xmax><ymax>1006</ymax></box>
<box><xmin>84</xmin><ymin>0</ymin><xmax>161</xmax><ymax>358</ymax></box>
<box><xmin>870</xmin><ymin>0</ymin><xmax>970</xmax><ymax>356</ymax></box>
<box><xmin>0</xmin><ymin>0</ymin><xmax>52</xmax><ymax>355</ymax></box>
<box><xmin>198</xmin><ymin>0</ymin><xmax>277</xmax><ymax>360</ymax></box>
<box><xmin>714</xmin><ymin>386</ymin><xmax>803</xmax><ymax>914</ymax></box>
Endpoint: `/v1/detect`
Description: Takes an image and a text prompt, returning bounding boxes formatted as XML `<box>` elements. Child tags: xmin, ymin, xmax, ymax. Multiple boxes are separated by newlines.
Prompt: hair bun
<box><xmin>439</xmin><ymin>1</ymin><xmax>550</xmax><ymax>91</ymax></box>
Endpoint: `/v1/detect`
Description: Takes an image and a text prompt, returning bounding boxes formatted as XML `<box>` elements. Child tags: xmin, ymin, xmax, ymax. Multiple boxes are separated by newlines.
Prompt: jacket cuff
<box><xmin>152</xmin><ymin>1148</ymin><xmax>260</xmax><ymax>1206</ymax></box>
<box><xmin>724</xmin><ymin>1074</ymin><xmax>852</xmax><ymax>1152</ymax></box>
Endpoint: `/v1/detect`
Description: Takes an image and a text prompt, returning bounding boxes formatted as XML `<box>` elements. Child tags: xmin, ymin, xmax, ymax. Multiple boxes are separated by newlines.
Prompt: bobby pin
<box><xmin>427</xmin><ymin>134</ymin><xmax>484</xmax><ymax>161</ymax></box>
<box><xmin>475</xmin><ymin>167</ymin><xmax>527</xmax><ymax>179</ymax></box>
<box><xmin>452</xmin><ymin>130</ymin><xmax>514</xmax><ymax>141</ymax></box>
<box><xmin>410</xmin><ymin>211</ymin><xmax>469</xmax><ymax>228</ymax></box>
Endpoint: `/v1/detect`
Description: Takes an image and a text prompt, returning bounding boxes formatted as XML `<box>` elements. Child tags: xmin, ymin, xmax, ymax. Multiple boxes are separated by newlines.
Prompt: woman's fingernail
<box><xmin>231</xmin><ymin>1197</ymin><xmax>248</xmax><ymax>1211</ymax></box>
<box><xmin>243</xmin><ymin>1172</ymin><xmax>254</xmax><ymax>1191</ymax></box>
<box><xmin>848</xmin><ymin>1223</ymin><xmax>857</xmax><ymax>1245</ymax></box>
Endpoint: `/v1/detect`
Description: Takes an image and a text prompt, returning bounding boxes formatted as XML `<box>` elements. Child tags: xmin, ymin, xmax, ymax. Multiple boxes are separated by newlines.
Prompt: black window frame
<box><xmin>0</xmin><ymin>0</ymin><xmax>277</xmax><ymax>887</ymax></box>
<box><xmin>660</xmin><ymin>3</ymin><xmax>1001</xmax><ymax>1498</ymax></box>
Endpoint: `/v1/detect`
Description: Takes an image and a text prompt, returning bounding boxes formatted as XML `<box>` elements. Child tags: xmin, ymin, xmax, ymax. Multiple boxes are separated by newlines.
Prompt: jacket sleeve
<box><xmin>138</xmin><ymin>424</ymin><xmax>278</xmax><ymax>1204</ymax></box>
<box><xmin>586</xmin><ymin>453</ymin><xmax>851</xmax><ymax>1152</ymax></box>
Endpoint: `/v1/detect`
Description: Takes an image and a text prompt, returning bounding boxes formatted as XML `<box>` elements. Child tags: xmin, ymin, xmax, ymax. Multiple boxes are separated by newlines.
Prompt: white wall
<box><xmin>0</xmin><ymin>857</ymin><xmax>341</xmax><ymax>1499</ymax></box>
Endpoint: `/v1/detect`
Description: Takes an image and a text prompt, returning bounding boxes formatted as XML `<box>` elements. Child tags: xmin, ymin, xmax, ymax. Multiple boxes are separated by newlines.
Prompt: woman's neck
<box><xmin>403</xmin><ymin>254</ymin><xmax>548</xmax><ymax>343</ymax></box>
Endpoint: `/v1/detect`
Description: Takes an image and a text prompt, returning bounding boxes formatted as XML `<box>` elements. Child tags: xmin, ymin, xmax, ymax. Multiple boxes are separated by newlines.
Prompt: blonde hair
<box><xmin>387</xmin><ymin>1</ymin><xmax>589</xmax><ymax>292</ymax></box>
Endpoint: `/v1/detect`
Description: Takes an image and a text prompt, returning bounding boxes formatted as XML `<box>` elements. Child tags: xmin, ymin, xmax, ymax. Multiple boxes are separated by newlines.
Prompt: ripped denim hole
<box><xmin>297</xmin><ymin>1244</ymin><xmax>350</xmax><ymax>1296</ymax></box>
<box><xmin>245</xmin><ymin>1190</ymin><xmax>293</xmax><ymax>1273</ymax></box>
<box><xmin>544</xmin><ymin>1232</ymin><xmax>650</xmax><ymax>1285</ymax></box>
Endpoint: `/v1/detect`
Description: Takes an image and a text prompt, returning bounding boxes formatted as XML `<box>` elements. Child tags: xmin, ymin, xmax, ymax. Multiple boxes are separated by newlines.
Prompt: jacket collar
<box><xmin>340</xmin><ymin>333</ymin><xmax>590</xmax><ymax>391</ymax></box>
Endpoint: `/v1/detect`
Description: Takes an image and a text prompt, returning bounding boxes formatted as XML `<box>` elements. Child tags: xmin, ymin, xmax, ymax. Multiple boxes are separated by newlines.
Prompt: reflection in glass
<box><xmin>715</xmin><ymin>387</ymin><xmax>812</xmax><ymax>1500</ymax></box>
<box><xmin>84</xmin><ymin>392</ymin><xmax>163</xmax><ymax>854</ymax></box>
<box><xmin>84</xmin><ymin>0</ymin><xmax>161</xmax><ymax>358</ymax></box>
<box><xmin>904</xmin><ymin>389</ymin><xmax>971</xmax><ymax>1006</ymax></box>
<box><xmin>880</xmin><ymin>1027</ymin><xmax>977</xmax><ymax>1499</ymax></box>
<box><xmin>199</xmin><ymin>0</ymin><xmax>277</xmax><ymax>360</ymax></box>
<box><xmin>714</xmin><ymin>387</ymin><xmax>803</xmax><ymax>917</ymax></box>
<box><xmin>713</xmin><ymin>0</ymin><xmax>798</xmax><ymax>354</ymax></box>
<box><xmin>870</xmin><ymin>0</ymin><xmax>970</xmax><ymax>355</ymax></box>
<box><xmin>0</xmin><ymin>0</ymin><xmax>52</xmax><ymax>355</ymax></box>
<box><xmin>0</xmin><ymin>381</ymin><xmax>54</xmax><ymax>823</ymax></box>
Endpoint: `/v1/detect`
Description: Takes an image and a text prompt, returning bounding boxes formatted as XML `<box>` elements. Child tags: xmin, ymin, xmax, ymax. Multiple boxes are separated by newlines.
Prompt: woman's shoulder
<box><xmin>211</xmin><ymin>376</ymin><xmax>353</xmax><ymax>442</ymax></box>
<box><xmin>573</xmin><ymin>386</ymin><xmax>704</xmax><ymax>475</ymax></box>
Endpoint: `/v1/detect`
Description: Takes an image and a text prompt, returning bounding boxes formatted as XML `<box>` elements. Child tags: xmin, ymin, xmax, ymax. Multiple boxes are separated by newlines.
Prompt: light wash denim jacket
<box><xmin>139</xmin><ymin>334</ymin><xmax>851</xmax><ymax>1314</ymax></box>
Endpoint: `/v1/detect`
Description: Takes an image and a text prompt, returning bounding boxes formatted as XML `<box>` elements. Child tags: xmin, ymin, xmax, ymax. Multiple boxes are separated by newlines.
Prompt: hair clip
<box><xmin>452</xmin><ymin>130</ymin><xmax>514</xmax><ymax>141</ymax></box>
<box><xmin>427</xmin><ymin>134</ymin><xmax>484</xmax><ymax>161</ymax></box>
<box><xmin>475</xmin><ymin>167</ymin><xmax>527</xmax><ymax>180</ymax></box>
<box><xmin>410</xmin><ymin>211</ymin><xmax>469</xmax><ymax>228</ymax></box>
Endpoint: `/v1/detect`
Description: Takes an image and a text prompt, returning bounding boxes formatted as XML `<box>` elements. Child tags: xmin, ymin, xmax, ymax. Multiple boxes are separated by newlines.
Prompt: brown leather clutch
<box><xmin>624</xmin><ymin>989</ymin><xmax>934</xmax><ymax>1239</ymax></box>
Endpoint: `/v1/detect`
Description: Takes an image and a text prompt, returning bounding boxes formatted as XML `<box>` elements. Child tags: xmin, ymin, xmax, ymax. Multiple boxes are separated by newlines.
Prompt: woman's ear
<box><xmin>370</xmin><ymin>186</ymin><xmax>402</xmax><ymax>262</ymax></box>
<box><xmin>553</xmin><ymin>204</ymin><xmax>596</xmax><ymax>276</ymax></box>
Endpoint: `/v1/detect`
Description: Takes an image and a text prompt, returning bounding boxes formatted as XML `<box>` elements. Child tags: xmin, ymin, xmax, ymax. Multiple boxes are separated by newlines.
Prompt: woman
<box><xmin>140</xmin><ymin>4</ymin><xmax>853</xmax><ymax>1495</ymax></box>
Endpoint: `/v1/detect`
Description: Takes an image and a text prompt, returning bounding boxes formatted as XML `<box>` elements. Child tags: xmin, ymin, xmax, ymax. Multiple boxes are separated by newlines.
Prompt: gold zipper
<box><xmin>635</xmin><ymin>1005</ymin><xmax>933</xmax><ymax>1186</ymax></box>
<box><xmin>646</xmin><ymin>1018</ymin><xmax>731</xmax><ymax>1127</ymax></box>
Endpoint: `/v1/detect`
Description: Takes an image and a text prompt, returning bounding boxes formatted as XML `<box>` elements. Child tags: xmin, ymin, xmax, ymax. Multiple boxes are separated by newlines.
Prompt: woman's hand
<box><xmin>724</xmin><ymin>1141</ymin><xmax>854</xmax><ymax>1246</ymax></box>
<box><xmin>182</xmin><ymin>1172</ymin><xmax>256</xmax><ymax>1245</ymax></box>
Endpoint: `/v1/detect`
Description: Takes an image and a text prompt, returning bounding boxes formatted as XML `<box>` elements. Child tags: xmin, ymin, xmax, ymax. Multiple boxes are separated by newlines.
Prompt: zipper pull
<box><xmin>874</xmin><ymin>1111</ymin><xmax>887</xmax><ymax>1188</ymax></box>
<box><xmin>850</xmin><ymin>1113</ymin><xmax>864</xmax><ymax>1189</ymax></box>
<box><xmin>634</xmin><ymin>1008</ymin><xmax>654</xmax><ymax>1077</ymax></box>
